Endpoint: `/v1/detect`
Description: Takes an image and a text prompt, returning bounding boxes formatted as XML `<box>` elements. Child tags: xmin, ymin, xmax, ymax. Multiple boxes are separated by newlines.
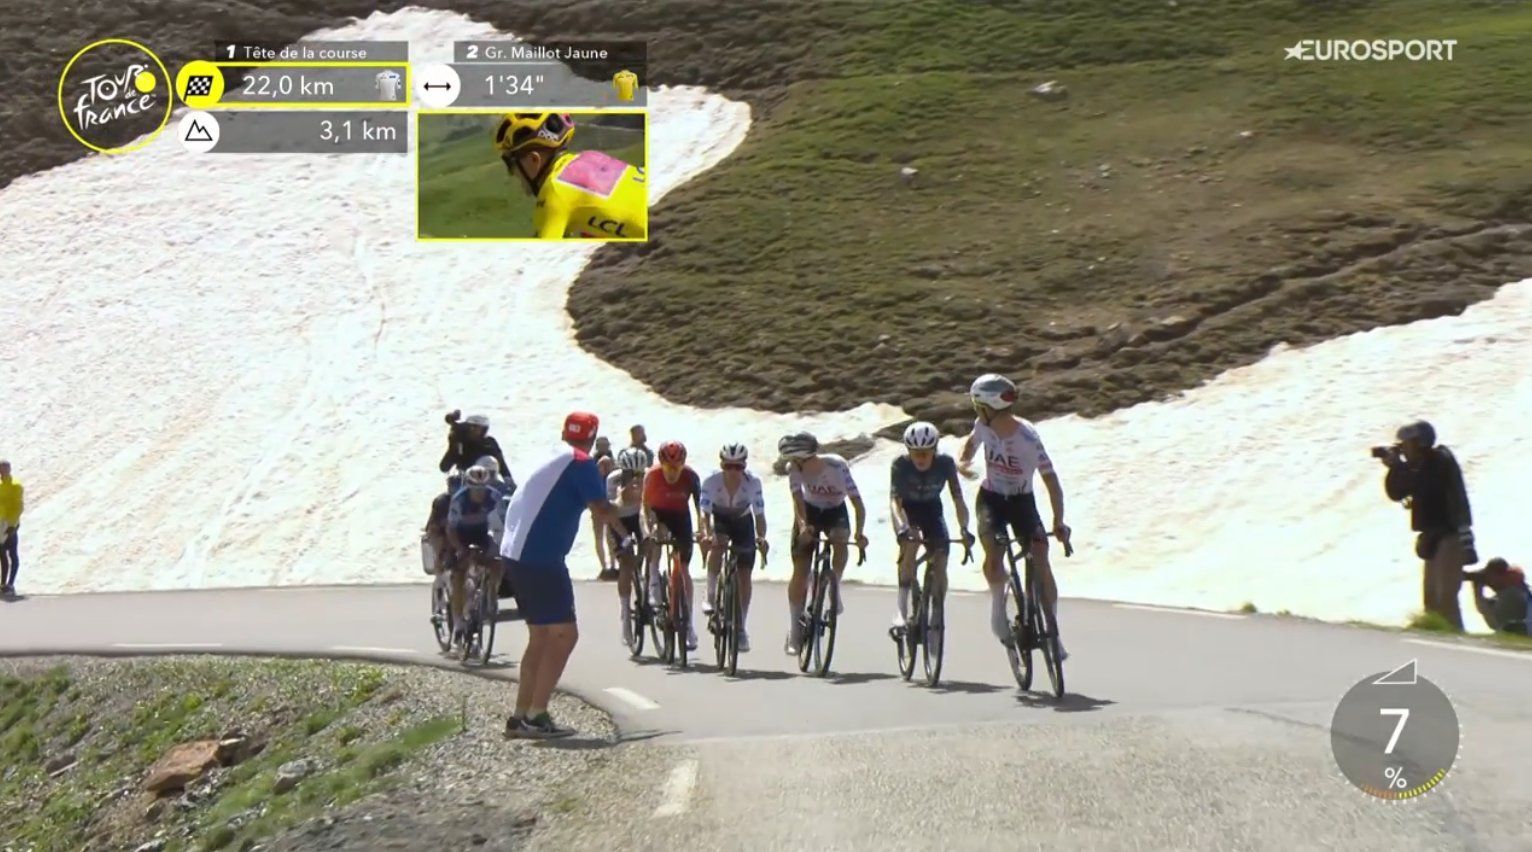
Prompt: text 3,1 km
<box><xmin>242</xmin><ymin>72</ymin><xmax>335</xmax><ymax>99</ymax></box>
<box><xmin>319</xmin><ymin>118</ymin><xmax>396</xmax><ymax>144</ymax></box>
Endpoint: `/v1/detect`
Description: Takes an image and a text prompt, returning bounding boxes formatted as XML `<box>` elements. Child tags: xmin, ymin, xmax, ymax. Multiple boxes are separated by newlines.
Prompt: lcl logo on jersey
<box><xmin>585</xmin><ymin>216</ymin><xmax>629</xmax><ymax>237</ymax></box>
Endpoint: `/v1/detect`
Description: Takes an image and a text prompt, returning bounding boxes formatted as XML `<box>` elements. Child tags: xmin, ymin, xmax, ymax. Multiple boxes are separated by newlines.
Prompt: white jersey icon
<box><xmin>375</xmin><ymin>70</ymin><xmax>402</xmax><ymax>101</ymax></box>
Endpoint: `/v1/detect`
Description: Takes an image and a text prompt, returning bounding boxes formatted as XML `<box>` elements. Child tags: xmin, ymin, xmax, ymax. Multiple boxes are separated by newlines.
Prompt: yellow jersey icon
<box><xmin>613</xmin><ymin>69</ymin><xmax>639</xmax><ymax>102</ymax></box>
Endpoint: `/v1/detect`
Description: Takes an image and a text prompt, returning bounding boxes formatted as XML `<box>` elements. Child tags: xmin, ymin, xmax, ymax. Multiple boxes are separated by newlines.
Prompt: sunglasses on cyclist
<box><xmin>722</xmin><ymin>462</ymin><xmax>746</xmax><ymax>471</ymax></box>
<box><xmin>908</xmin><ymin>449</ymin><xmax>936</xmax><ymax>460</ymax></box>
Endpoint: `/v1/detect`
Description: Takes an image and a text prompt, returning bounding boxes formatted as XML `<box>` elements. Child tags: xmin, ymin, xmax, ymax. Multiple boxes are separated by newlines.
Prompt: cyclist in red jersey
<box><xmin>642</xmin><ymin>440</ymin><xmax>704</xmax><ymax>651</ymax></box>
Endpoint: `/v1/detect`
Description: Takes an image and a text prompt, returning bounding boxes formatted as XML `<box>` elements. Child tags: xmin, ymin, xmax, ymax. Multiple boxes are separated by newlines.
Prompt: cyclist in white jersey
<box><xmin>699</xmin><ymin>443</ymin><xmax>771</xmax><ymax>652</ymax></box>
<box><xmin>778</xmin><ymin>431</ymin><xmax>868</xmax><ymax>655</ymax></box>
<box><xmin>607</xmin><ymin>449</ymin><xmax>647</xmax><ymax>646</ymax></box>
<box><xmin>957</xmin><ymin>373</ymin><xmax>1070</xmax><ymax>657</ymax></box>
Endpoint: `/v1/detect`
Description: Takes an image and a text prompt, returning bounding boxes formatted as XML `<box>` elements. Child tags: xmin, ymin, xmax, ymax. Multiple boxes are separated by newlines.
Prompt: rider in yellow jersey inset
<box><xmin>493</xmin><ymin>112</ymin><xmax>648</xmax><ymax>240</ymax></box>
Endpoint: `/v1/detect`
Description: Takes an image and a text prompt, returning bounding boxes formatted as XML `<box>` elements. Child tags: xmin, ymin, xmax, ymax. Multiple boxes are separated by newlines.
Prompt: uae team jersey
<box><xmin>788</xmin><ymin>454</ymin><xmax>860</xmax><ymax>509</ymax></box>
<box><xmin>972</xmin><ymin>418</ymin><xmax>1053</xmax><ymax>496</ymax></box>
<box><xmin>534</xmin><ymin>151</ymin><xmax>648</xmax><ymax>240</ymax></box>
<box><xmin>699</xmin><ymin>470</ymin><xmax>766</xmax><ymax>518</ymax></box>
<box><xmin>643</xmin><ymin>466</ymin><xmax>700</xmax><ymax>513</ymax></box>
<box><xmin>500</xmin><ymin>447</ymin><xmax>605</xmax><ymax>567</ymax></box>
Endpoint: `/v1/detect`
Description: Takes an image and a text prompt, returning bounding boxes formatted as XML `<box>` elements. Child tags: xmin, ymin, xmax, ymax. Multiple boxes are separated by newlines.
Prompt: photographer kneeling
<box><xmin>1466</xmin><ymin>558</ymin><xmax>1530</xmax><ymax>636</ymax></box>
<box><xmin>1376</xmin><ymin>420</ymin><xmax>1477</xmax><ymax>631</ymax></box>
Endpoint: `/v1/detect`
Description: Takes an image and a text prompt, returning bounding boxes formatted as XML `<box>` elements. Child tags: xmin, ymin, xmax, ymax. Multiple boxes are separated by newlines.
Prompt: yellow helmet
<box><xmin>493</xmin><ymin>112</ymin><xmax>575</xmax><ymax>156</ymax></box>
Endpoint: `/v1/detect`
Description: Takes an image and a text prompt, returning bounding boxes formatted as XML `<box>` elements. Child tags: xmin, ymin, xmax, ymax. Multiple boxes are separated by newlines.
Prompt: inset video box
<box><xmin>441</xmin><ymin>40</ymin><xmax>647</xmax><ymax>108</ymax></box>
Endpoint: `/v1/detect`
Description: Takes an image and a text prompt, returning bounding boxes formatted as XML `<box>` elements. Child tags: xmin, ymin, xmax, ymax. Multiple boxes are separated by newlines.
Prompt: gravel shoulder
<box><xmin>0</xmin><ymin>656</ymin><xmax>618</xmax><ymax>852</ymax></box>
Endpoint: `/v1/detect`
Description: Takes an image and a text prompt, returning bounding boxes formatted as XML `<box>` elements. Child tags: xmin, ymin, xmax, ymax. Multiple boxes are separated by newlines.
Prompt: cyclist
<box><xmin>423</xmin><ymin>472</ymin><xmax>465</xmax><ymax>575</ymax></box>
<box><xmin>446</xmin><ymin>464</ymin><xmax>506</xmax><ymax>647</ymax></box>
<box><xmin>643</xmin><ymin>440</ymin><xmax>703</xmax><ymax>651</ymax></box>
<box><xmin>957</xmin><ymin>373</ymin><xmax>1070</xmax><ymax>659</ymax></box>
<box><xmin>608</xmin><ymin>448</ymin><xmax>648</xmax><ymax>646</ymax></box>
<box><xmin>699</xmin><ymin>443</ymin><xmax>770</xmax><ymax>653</ymax></box>
<box><xmin>493</xmin><ymin>112</ymin><xmax>648</xmax><ymax>240</ymax></box>
<box><xmin>779</xmin><ymin>432</ymin><xmax>868</xmax><ymax>655</ymax></box>
<box><xmin>889</xmin><ymin>421</ymin><xmax>974</xmax><ymax>629</ymax></box>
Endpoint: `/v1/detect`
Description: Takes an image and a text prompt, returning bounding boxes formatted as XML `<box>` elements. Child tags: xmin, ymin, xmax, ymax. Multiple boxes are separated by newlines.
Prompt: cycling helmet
<box><xmin>777</xmin><ymin>432</ymin><xmax>819</xmax><ymax>461</ymax></box>
<box><xmin>464</xmin><ymin>413</ymin><xmax>490</xmax><ymax>430</ymax></box>
<box><xmin>617</xmin><ymin>448</ymin><xmax>648</xmax><ymax>472</ymax></box>
<box><xmin>720</xmin><ymin>443</ymin><xmax>749</xmax><ymax>464</ymax></box>
<box><xmin>969</xmin><ymin>373</ymin><xmax>1018</xmax><ymax>411</ymax></box>
<box><xmin>493</xmin><ymin>112</ymin><xmax>575</xmax><ymax>156</ymax></box>
<box><xmin>902</xmin><ymin>421</ymin><xmax>940</xmax><ymax>451</ymax></box>
<box><xmin>464</xmin><ymin>465</ymin><xmax>492</xmax><ymax>486</ymax></box>
<box><xmin>658</xmin><ymin>440</ymin><xmax>687</xmax><ymax>466</ymax></box>
<box><xmin>474</xmin><ymin>455</ymin><xmax>500</xmax><ymax>475</ymax></box>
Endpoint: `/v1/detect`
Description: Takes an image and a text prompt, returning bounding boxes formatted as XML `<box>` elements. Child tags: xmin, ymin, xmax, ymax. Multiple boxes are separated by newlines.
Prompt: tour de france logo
<box><xmin>57</xmin><ymin>38</ymin><xmax>173</xmax><ymax>154</ymax></box>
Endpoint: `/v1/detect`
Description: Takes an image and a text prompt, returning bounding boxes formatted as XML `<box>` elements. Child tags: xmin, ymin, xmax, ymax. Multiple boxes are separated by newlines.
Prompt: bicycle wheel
<box><xmin>627</xmin><ymin>565</ymin><xmax>646</xmax><ymax>658</ymax></box>
<box><xmin>459</xmin><ymin>575</ymin><xmax>478</xmax><ymax>663</ymax></box>
<box><xmin>723</xmin><ymin>565</ymin><xmax>741</xmax><ymax>677</ymax></box>
<box><xmin>476</xmin><ymin>578</ymin><xmax>498</xmax><ymax>664</ymax></box>
<box><xmin>896</xmin><ymin>573</ymin><xmax>919</xmax><ymax>681</ymax></box>
<box><xmin>649</xmin><ymin>553</ymin><xmax>670</xmax><ymax>662</ymax></box>
<box><xmin>817</xmin><ymin>570</ymin><xmax>839</xmax><ymax>677</ymax></box>
<box><xmin>1004</xmin><ymin>560</ymin><xmax>1033</xmax><ymax>690</ymax></box>
<box><xmin>1031</xmin><ymin>571</ymin><xmax>1065</xmax><ymax>698</ymax></box>
<box><xmin>430</xmin><ymin>576</ymin><xmax>453</xmax><ymax>652</ymax></box>
<box><xmin>922</xmin><ymin>576</ymin><xmax>945</xmax><ymax>687</ymax></box>
<box><xmin>672</xmin><ymin>557</ymin><xmax>689</xmax><ymax>669</ymax></box>
<box><xmin>714</xmin><ymin>556</ymin><xmax>733</xmax><ymax>671</ymax></box>
<box><xmin>796</xmin><ymin>566</ymin><xmax>817</xmax><ymax>673</ymax></box>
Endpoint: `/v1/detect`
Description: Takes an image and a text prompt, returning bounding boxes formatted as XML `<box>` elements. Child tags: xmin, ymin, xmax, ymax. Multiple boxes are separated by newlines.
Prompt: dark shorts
<box><xmin>506</xmin><ymin>559</ymin><xmax>576</xmax><ymax>626</ymax></box>
<box><xmin>446</xmin><ymin>526</ymin><xmax>496</xmax><ymax>571</ymax></box>
<box><xmin>712</xmin><ymin>512</ymin><xmax>758</xmax><ymax>569</ymax></box>
<box><xmin>976</xmin><ymin>488</ymin><xmax>1045</xmax><ymax>544</ymax></box>
<box><xmin>652</xmin><ymin>507</ymin><xmax>695</xmax><ymax>563</ymax></box>
<box><xmin>606</xmin><ymin>513</ymin><xmax>643</xmax><ymax>554</ymax></box>
<box><xmin>899</xmin><ymin>500</ymin><xmax>950</xmax><ymax>554</ymax></box>
<box><xmin>794</xmin><ymin>502</ymin><xmax>850</xmax><ymax>555</ymax></box>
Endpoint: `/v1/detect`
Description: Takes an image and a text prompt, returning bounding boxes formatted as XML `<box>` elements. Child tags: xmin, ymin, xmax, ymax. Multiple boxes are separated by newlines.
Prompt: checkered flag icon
<box><xmin>184</xmin><ymin>75</ymin><xmax>214</xmax><ymax>97</ymax></box>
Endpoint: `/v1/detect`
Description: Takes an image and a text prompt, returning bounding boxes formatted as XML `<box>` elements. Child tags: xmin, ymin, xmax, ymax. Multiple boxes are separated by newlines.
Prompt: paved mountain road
<box><xmin>3</xmin><ymin>583</ymin><xmax>1530</xmax><ymax>849</ymax></box>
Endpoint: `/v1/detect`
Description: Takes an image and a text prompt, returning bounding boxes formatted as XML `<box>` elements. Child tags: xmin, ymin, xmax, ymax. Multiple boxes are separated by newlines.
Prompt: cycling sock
<box><xmin>706</xmin><ymin>573</ymin><xmax>717</xmax><ymax>606</ymax></box>
<box><xmin>619</xmin><ymin>597</ymin><xmax>631</xmax><ymax>619</ymax></box>
<box><xmin>989</xmin><ymin>582</ymin><xmax>1007</xmax><ymax>622</ymax></box>
<box><xmin>897</xmin><ymin>585</ymin><xmax>910</xmax><ymax>615</ymax></box>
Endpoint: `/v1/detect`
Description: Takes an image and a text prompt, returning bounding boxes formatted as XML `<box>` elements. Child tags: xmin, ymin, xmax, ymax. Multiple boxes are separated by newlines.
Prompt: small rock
<box><xmin>1238</xmin><ymin>129</ymin><xmax>1255</xmax><ymax>139</ymax></box>
<box><xmin>512</xmin><ymin>810</ymin><xmax>539</xmax><ymax>830</ymax></box>
<box><xmin>273</xmin><ymin>758</ymin><xmax>317</xmax><ymax>795</ymax></box>
<box><xmin>143</xmin><ymin>799</ymin><xmax>166</xmax><ymax>823</ymax></box>
<box><xmin>45</xmin><ymin>752</ymin><xmax>77</xmax><ymax>774</ymax></box>
<box><xmin>471</xmin><ymin>835</ymin><xmax>488</xmax><ymax>846</ymax></box>
<box><xmin>1029</xmin><ymin>80</ymin><xmax>1069</xmax><ymax>101</ymax></box>
<box><xmin>911</xmin><ymin>264</ymin><xmax>943</xmax><ymax>280</ymax></box>
<box><xmin>899</xmin><ymin>166</ymin><xmax>918</xmax><ymax>187</ymax></box>
<box><xmin>133</xmin><ymin>841</ymin><xmax>167</xmax><ymax>852</ymax></box>
<box><xmin>145</xmin><ymin>741</ymin><xmax>222</xmax><ymax>795</ymax></box>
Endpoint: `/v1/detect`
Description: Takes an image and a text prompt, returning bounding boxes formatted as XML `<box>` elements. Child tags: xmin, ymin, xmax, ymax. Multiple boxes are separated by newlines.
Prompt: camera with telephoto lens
<box><xmin>444</xmin><ymin>409</ymin><xmax>462</xmax><ymax>426</ymax></box>
<box><xmin>1370</xmin><ymin>445</ymin><xmax>1394</xmax><ymax>460</ymax></box>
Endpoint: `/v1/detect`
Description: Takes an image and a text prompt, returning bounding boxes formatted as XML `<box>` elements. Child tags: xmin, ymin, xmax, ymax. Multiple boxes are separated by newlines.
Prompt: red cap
<box><xmin>563</xmin><ymin>411</ymin><xmax>599</xmax><ymax>443</ymax></box>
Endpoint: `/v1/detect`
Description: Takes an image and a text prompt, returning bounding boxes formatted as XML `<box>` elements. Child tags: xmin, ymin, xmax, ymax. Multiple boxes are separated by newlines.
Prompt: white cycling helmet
<box><xmin>902</xmin><ymin>421</ymin><xmax>940</xmax><ymax>450</ymax></box>
<box><xmin>720</xmin><ymin>443</ymin><xmax>749</xmax><ymax>464</ymax></box>
<box><xmin>474</xmin><ymin>455</ymin><xmax>500</xmax><ymax>475</ymax></box>
<box><xmin>464</xmin><ymin>464</ymin><xmax>492</xmax><ymax>486</ymax></box>
<box><xmin>777</xmin><ymin>432</ymin><xmax>819</xmax><ymax>460</ymax></box>
<box><xmin>969</xmin><ymin>373</ymin><xmax>1018</xmax><ymax>411</ymax></box>
<box><xmin>617</xmin><ymin>448</ymin><xmax>648</xmax><ymax>472</ymax></box>
<box><xmin>464</xmin><ymin>414</ymin><xmax>491</xmax><ymax>429</ymax></box>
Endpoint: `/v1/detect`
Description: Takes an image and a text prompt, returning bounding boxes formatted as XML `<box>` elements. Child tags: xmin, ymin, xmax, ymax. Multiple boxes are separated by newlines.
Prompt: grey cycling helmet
<box><xmin>474</xmin><ymin>455</ymin><xmax>500</xmax><ymax>475</ymax></box>
<box><xmin>902</xmin><ymin>421</ymin><xmax>940</xmax><ymax>450</ymax></box>
<box><xmin>969</xmin><ymin>373</ymin><xmax>1018</xmax><ymax>411</ymax></box>
<box><xmin>464</xmin><ymin>413</ymin><xmax>490</xmax><ymax>429</ymax></box>
<box><xmin>464</xmin><ymin>464</ymin><xmax>492</xmax><ymax>486</ymax></box>
<box><xmin>617</xmin><ymin>447</ymin><xmax>648</xmax><ymax>472</ymax></box>
<box><xmin>777</xmin><ymin>432</ymin><xmax>819</xmax><ymax>460</ymax></box>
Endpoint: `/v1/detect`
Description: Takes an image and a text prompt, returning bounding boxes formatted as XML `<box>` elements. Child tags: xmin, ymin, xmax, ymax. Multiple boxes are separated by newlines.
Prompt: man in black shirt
<box><xmin>1378</xmin><ymin>420</ymin><xmax>1477</xmax><ymax>630</ymax></box>
<box><xmin>440</xmin><ymin>411</ymin><xmax>511</xmax><ymax>479</ymax></box>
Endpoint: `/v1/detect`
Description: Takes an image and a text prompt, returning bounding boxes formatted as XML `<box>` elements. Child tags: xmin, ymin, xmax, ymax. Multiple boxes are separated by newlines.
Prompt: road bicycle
<box><xmin>456</xmin><ymin>544</ymin><xmax>501</xmax><ymax>665</ymax></box>
<box><xmin>646</xmin><ymin>532</ymin><xmax>693</xmax><ymax>668</ymax></box>
<box><xmin>995</xmin><ymin>526</ymin><xmax>1073</xmax><ymax>698</ymax></box>
<box><xmin>891</xmin><ymin>534</ymin><xmax>972</xmax><ymax>687</ymax></box>
<box><xmin>797</xmin><ymin>530</ymin><xmax>866</xmax><ymax>677</ymax></box>
<box><xmin>709</xmin><ymin>536</ymin><xmax>768</xmax><ymax>677</ymax></box>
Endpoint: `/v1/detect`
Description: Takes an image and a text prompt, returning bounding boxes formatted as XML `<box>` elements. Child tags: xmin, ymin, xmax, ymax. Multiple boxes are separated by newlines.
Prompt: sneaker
<box><xmin>737</xmin><ymin>630</ymin><xmax>751</xmax><ymax>653</ymax></box>
<box><xmin>505</xmin><ymin>713</ymin><xmax>574</xmax><ymax>740</ymax></box>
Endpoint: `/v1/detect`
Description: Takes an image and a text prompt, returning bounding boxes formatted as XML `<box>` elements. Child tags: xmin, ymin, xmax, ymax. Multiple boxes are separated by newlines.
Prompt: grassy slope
<box><xmin>570</xmin><ymin>0</ymin><xmax>1532</xmax><ymax>429</ymax></box>
<box><xmin>0</xmin><ymin>659</ymin><xmax>458</xmax><ymax>852</ymax></box>
<box><xmin>6</xmin><ymin>0</ymin><xmax>1532</xmax><ymax>431</ymax></box>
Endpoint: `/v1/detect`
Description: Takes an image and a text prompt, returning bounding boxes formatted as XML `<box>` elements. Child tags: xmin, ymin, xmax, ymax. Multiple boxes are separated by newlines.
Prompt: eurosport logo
<box><xmin>1284</xmin><ymin>39</ymin><xmax>1457</xmax><ymax>62</ymax></box>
